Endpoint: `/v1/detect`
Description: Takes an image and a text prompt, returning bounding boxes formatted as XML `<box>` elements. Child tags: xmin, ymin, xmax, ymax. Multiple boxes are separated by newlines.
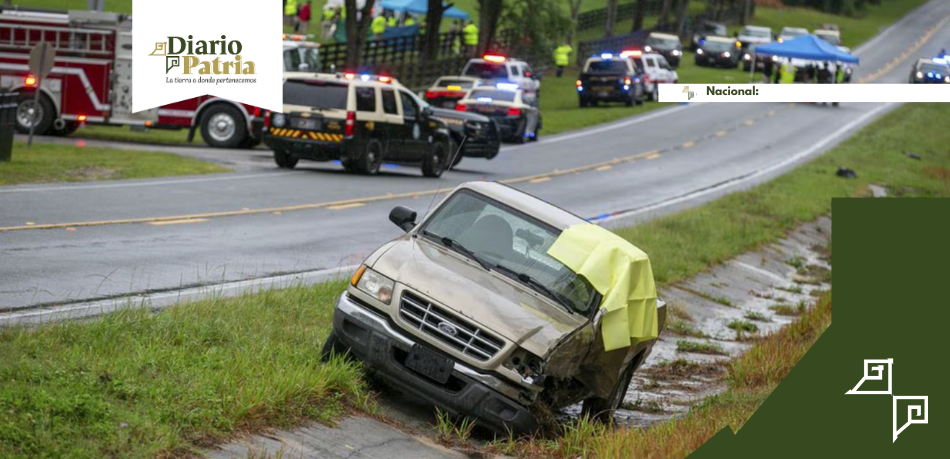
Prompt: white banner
<box><xmin>659</xmin><ymin>84</ymin><xmax>950</xmax><ymax>103</ymax></box>
<box><xmin>132</xmin><ymin>0</ymin><xmax>282</xmax><ymax>113</ymax></box>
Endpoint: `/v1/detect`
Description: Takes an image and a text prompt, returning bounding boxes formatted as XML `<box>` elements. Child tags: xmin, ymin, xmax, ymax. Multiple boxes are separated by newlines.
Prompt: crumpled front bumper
<box><xmin>332</xmin><ymin>293</ymin><xmax>538</xmax><ymax>433</ymax></box>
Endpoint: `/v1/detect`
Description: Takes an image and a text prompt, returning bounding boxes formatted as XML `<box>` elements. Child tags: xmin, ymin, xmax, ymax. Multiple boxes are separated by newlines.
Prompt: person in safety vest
<box><xmin>387</xmin><ymin>13</ymin><xmax>397</xmax><ymax>28</ymax></box>
<box><xmin>371</xmin><ymin>14</ymin><xmax>387</xmax><ymax>39</ymax></box>
<box><xmin>462</xmin><ymin>20</ymin><xmax>479</xmax><ymax>55</ymax></box>
<box><xmin>780</xmin><ymin>60</ymin><xmax>796</xmax><ymax>84</ymax></box>
<box><xmin>553</xmin><ymin>43</ymin><xmax>573</xmax><ymax>77</ymax></box>
<box><xmin>405</xmin><ymin>15</ymin><xmax>416</xmax><ymax>27</ymax></box>
<box><xmin>322</xmin><ymin>6</ymin><xmax>335</xmax><ymax>39</ymax></box>
<box><xmin>284</xmin><ymin>0</ymin><xmax>298</xmax><ymax>29</ymax></box>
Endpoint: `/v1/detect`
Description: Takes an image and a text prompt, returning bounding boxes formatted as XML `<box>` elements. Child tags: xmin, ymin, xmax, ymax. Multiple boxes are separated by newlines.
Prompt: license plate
<box><xmin>291</xmin><ymin>118</ymin><xmax>320</xmax><ymax>130</ymax></box>
<box><xmin>404</xmin><ymin>345</ymin><xmax>454</xmax><ymax>384</ymax></box>
<box><xmin>597</xmin><ymin>91</ymin><xmax>610</xmax><ymax>97</ymax></box>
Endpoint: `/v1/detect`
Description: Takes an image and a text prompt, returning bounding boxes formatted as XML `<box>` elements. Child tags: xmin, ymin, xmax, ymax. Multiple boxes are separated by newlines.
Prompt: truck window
<box><xmin>400</xmin><ymin>91</ymin><xmax>418</xmax><ymax>118</ymax></box>
<box><xmin>356</xmin><ymin>87</ymin><xmax>376</xmax><ymax>112</ymax></box>
<box><xmin>381</xmin><ymin>89</ymin><xmax>398</xmax><ymax>115</ymax></box>
<box><xmin>464</xmin><ymin>62</ymin><xmax>509</xmax><ymax>79</ymax></box>
<box><xmin>587</xmin><ymin>60</ymin><xmax>628</xmax><ymax>73</ymax></box>
<box><xmin>283</xmin><ymin>80</ymin><xmax>347</xmax><ymax>109</ymax></box>
<box><xmin>283</xmin><ymin>49</ymin><xmax>301</xmax><ymax>71</ymax></box>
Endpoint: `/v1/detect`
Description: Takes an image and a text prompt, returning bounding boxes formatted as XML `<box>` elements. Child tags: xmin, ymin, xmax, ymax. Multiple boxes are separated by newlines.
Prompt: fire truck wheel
<box><xmin>200</xmin><ymin>105</ymin><xmax>247</xmax><ymax>148</ymax></box>
<box><xmin>15</xmin><ymin>92</ymin><xmax>55</xmax><ymax>135</ymax></box>
<box><xmin>273</xmin><ymin>150</ymin><xmax>298</xmax><ymax>169</ymax></box>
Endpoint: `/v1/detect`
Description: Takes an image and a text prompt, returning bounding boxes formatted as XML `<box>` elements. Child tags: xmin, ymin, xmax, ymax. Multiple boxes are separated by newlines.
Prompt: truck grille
<box><xmin>399</xmin><ymin>292</ymin><xmax>504</xmax><ymax>361</ymax></box>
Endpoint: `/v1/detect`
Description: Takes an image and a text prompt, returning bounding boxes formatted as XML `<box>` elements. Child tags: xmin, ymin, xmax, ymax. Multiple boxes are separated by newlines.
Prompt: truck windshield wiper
<box><xmin>493</xmin><ymin>264</ymin><xmax>574</xmax><ymax>314</ymax></box>
<box><xmin>421</xmin><ymin>230</ymin><xmax>492</xmax><ymax>271</ymax></box>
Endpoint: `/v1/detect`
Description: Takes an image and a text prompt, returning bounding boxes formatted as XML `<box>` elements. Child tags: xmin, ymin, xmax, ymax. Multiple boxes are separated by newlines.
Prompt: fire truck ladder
<box><xmin>2</xmin><ymin>23</ymin><xmax>113</xmax><ymax>56</ymax></box>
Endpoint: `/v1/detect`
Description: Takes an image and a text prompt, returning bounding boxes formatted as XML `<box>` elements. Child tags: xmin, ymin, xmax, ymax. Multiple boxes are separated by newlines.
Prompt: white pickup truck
<box><xmin>621</xmin><ymin>50</ymin><xmax>679</xmax><ymax>101</ymax></box>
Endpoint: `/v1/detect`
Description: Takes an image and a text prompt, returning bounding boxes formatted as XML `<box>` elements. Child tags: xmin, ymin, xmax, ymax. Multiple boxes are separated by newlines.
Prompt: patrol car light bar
<box><xmin>483</xmin><ymin>54</ymin><xmax>507</xmax><ymax>63</ymax></box>
<box><xmin>496</xmin><ymin>83</ymin><xmax>518</xmax><ymax>91</ymax></box>
<box><xmin>620</xmin><ymin>50</ymin><xmax>642</xmax><ymax>58</ymax></box>
<box><xmin>600</xmin><ymin>53</ymin><xmax>613</xmax><ymax>60</ymax></box>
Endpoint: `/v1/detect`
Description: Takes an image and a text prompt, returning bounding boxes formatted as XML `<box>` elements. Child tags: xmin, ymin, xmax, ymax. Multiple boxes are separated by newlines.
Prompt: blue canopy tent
<box><xmin>378</xmin><ymin>0</ymin><xmax>470</xmax><ymax>20</ymax></box>
<box><xmin>749</xmin><ymin>34</ymin><xmax>858</xmax><ymax>81</ymax></box>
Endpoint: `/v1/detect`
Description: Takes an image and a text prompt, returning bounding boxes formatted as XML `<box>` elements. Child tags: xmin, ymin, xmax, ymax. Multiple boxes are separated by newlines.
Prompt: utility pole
<box><xmin>87</xmin><ymin>0</ymin><xmax>105</xmax><ymax>12</ymax></box>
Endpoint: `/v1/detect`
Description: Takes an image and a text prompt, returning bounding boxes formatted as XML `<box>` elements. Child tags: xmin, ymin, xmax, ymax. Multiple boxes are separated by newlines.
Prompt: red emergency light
<box><xmin>378</xmin><ymin>75</ymin><xmax>392</xmax><ymax>83</ymax></box>
<box><xmin>343</xmin><ymin>72</ymin><xmax>356</xmax><ymax>80</ymax></box>
<box><xmin>24</xmin><ymin>75</ymin><xmax>37</xmax><ymax>87</ymax></box>
<box><xmin>77</xmin><ymin>114</ymin><xmax>87</xmax><ymax>123</ymax></box>
<box><xmin>620</xmin><ymin>50</ymin><xmax>642</xmax><ymax>58</ymax></box>
<box><xmin>483</xmin><ymin>54</ymin><xmax>507</xmax><ymax>63</ymax></box>
<box><xmin>507</xmin><ymin>107</ymin><xmax>521</xmax><ymax>116</ymax></box>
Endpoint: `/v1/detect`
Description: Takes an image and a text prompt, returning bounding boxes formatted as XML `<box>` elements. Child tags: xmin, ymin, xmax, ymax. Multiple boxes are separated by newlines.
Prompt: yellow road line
<box><xmin>529</xmin><ymin>177</ymin><xmax>552</xmax><ymax>183</ymax></box>
<box><xmin>327</xmin><ymin>203</ymin><xmax>366</xmax><ymax>210</ymax></box>
<box><xmin>148</xmin><ymin>218</ymin><xmax>209</xmax><ymax>226</ymax></box>
<box><xmin>595</xmin><ymin>165</ymin><xmax>613</xmax><ymax>171</ymax></box>
<box><xmin>858</xmin><ymin>12</ymin><xmax>950</xmax><ymax>83</ymax></box>
<box><xmin>644</xmin><ymin>152</ymin><xmax>662</xmax><ymax>160</ymax></box>
<box><xmin>715</xmin><ymin>131</ymin><xmax>728</xmax><ymax>137</ymax></box>
<box><xmin>681</xmin><ymin>141</ymin><xmax>695</xmax><ymax>148</ymax></box>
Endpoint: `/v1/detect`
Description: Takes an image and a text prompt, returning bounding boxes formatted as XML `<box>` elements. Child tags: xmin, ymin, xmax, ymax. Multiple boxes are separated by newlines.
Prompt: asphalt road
<box><xmin>2</xmin><ymin>0</ymin><xmax>949</xmax><ymax>316</ymax></box>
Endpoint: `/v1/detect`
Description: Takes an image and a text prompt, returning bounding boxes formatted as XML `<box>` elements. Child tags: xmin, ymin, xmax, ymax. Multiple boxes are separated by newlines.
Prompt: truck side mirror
<box><xmin>389</xmin><ymin>205</ymin><xmax>417</xmax><ymax>232</ymax></box>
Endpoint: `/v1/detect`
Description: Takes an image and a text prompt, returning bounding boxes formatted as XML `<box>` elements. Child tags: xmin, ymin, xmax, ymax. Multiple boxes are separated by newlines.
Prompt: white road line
<box><xmin>598</xmin><ymin>102</ymin><xmax>894</xmax><ymax>224</ymax></box>
<box><xmin>0</xmin><ymin>171</ymin><xmax>293</xmax><ymax>194</ymax></box>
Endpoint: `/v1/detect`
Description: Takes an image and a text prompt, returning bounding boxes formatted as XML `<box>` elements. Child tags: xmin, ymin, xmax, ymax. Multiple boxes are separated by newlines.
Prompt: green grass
<box><xmin>0</xmin><ymin>142</ymin><xmax>228</xmax><ymax>185</ymax></box>
<box><xmin>676</xmin><ymin>340</ymin><xmax>726</xmax><ymax>355</ymax></box>
<box><xmin>0</xmin><ymin>281</ymin><xmax>375</xmax><ymax>458</ymax></box>
<box><xmin>74</xmin><ymin>125</ymin><xmax>205</xmax><ymax>146</ymax></box>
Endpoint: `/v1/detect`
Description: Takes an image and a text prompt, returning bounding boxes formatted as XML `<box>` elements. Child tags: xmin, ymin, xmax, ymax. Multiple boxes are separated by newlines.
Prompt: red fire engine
<box><xmin>0</xmin><ymin>7</ymin><xmax>264</xmax><ymax>148</ymax></box>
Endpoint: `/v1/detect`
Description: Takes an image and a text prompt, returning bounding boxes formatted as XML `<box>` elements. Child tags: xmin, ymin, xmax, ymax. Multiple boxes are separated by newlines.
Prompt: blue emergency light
<box><xmin>600</xmin><ymin>53</ymin><xmax>614</xmax><ymax>60</ymax></box>
<box><xmin>495</xmin><ymin>82</ymin><xmax>518</xmax><ymax>91</ymax></box>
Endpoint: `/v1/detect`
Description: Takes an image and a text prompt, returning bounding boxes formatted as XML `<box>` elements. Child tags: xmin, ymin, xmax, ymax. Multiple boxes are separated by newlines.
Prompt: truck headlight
<box><xmin>273</xmin><ymin>113</ymin><xmax>286</xmax><ymax>127</ymax></box>
<box><xmin>916</xmin><ymin>71</ymin><xmax>924</xmax><ymax>79</ymax></box>
<box><xmin>672</xmin><ymin>49</ymin><xmax>681</xmax><ymax>56</ymax></box>
<box><xmin>352</xmin><ymin>266</ymin><xmax>395</xmax><ymax>304</ymax></box>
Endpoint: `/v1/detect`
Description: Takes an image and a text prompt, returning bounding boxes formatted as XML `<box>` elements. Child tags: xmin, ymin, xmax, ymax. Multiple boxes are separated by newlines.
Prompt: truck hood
<box><xmin>371</xmin><ymin>236</ymin><xmax>587</xmax><ymax>358</ymax></box>
<box><xmin>430</xmin><ymin>107</ymin><xmax>492</xmax><ymax>123</ymax></box>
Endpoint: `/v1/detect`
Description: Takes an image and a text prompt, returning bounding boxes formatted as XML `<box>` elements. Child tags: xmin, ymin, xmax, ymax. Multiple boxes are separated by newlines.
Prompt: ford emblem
<box><xmin>437</xmin><ymin>321</ymin><xmax>459</xmax><ymax>337</ymax></box>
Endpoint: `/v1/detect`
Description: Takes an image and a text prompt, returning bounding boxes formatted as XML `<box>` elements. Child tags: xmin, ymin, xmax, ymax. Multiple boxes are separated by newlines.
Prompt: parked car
<box><xmin>691</xmin><ymin>20</ymin><xmax>727</xmax><ymax>51</ymax></box>
<box><xmin>695</xmin><ymin>36</ymin><xmax>741</xmax><ymax>68</ymax></box>
<box><xmin>736</xmin><ymin>25</ymin><xmax>773</xmax><ymax>49</ymax></box>
<box><xmin>412</xmin><ymin>90</ymin><xmax>501</xmax><ymax>168</ymax></box>
<box><xmin>644</xmin><ymin>32</ymin><xmax>684</xmax><ymax>67</ymax></box>
<box><xmin>814</xmin><ymin>29</ymin><xmax>842</xmax><ymax>46</ymax></box>
<box><xmin>324</xmin><ymin>181</ymin><xmax>667</xmax><ymax>433</ymax></box>
<box><xmin>576</xmin><ymin>53</ymin><xmax>645</xmax><ymax>107</ymax></box>
<box><xmin>424</xmin><ymin>76</ymin><xmax>483</xmax><ymax>109</ymax></box>
<box><xmin>778</xmin><ymin>27</ymin><xmax>808</xmax><ymax>43</ymax></box>
<box><xmin>742</xmin><ymin>44</ymin><xmax>778</xmax><ymax>72</ymax></box>
<box><xmin>909</xmin><ymin>58</ymin><xmax>950</xmax><ymax>84</ymax></box>
<box><xmin>461</xmin><ymin>54</ymin><xmax>541</xmax><ymax>104</ymax></box>
<box><xmin>264</xmin><ymin>72</ymin><xmax>452</xmax><ymax>177</ymax></box>
<box><xmin>621</xmin><ymin>50</ymin><xmax>678</xmax><ymax>101</ymax></box>
<box><xmin>456</xmin><ymin>87</ymin><xmax>541</xmax><ymax>143</ymax></box>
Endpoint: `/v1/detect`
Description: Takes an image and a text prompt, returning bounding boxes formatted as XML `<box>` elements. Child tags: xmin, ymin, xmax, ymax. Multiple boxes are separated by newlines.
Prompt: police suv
<box><xmin>264</xmin><ymin>73</ymin><xmax>453</xmax><ymax>177</ymax></box>
<box><xmin>461</xmin><ymin>54</ymin><xmax>541</xmax><ymax>104</ymax></box>
<box><xmin>576</xmin><ymin>53</ymin><xmax>645</xmax><ymax>107</ymax></box>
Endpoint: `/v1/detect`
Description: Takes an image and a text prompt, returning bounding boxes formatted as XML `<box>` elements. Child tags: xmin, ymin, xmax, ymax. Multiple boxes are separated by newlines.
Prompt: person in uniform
<box><xmin>553</xmin><ymin>43</ymin><xmax>573</xmax><ymax>77</ymax></box>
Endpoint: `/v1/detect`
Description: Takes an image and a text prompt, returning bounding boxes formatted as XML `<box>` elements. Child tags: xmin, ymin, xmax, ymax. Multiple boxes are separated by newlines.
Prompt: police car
<box><xmin>695</xmin><ymin>36</ymin><xmax>741</xmax><ymax>68</ymax></box>
<box><xmin>461</xmin><ymin>54</ymin><xmax>541</xmax><ymax>104</ymax></box>
<box><xmin>576</xmin><ymin>53</ymin><xmax>645</xmax><ymax>107</ymax></box>
<box><xmin>424</xmin><ymin>76</ymin><xmax>483</xmax><ymax>109</ymax></box>
<box><xmin>264</xmin><ymin>72</ymin><xmax>453</xmax><ymax>177</ymax></box>
<box><xmin>619</xmin><ymin>50</ymin><xmax>678</xmax><ymax>101</ymax></box>
<box><xmin>456</xmin><ymin>85</ymin><xmax>540</xmax><ymax>143</ymax></box>
<box><xmin>908</xmin><ymin>58</ymin><xmax>950</xmax><ymax>84</ymax></box>
<box><xmin>644</xmin><ymin>32</ymin><xmax>684</xmax><ymax>67</ymax></box>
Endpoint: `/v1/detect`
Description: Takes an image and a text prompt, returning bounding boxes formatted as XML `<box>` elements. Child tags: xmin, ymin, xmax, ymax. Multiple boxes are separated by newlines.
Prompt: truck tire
<box><xmin>448</xmin><ymin>139</ymin><xmax>463</xmax><ymax>169</ymax></box>
<box><xmin>14</xmin><ymin>92</ymin><xmax>55</xmax><ymax>135</ymax></box>
<box><xmin>200</xmin><ymin>104</ymin><xmax>247</xmax><ymax>149</ymax></box>
<box><xmin>582</xmin><ymin>357</ymin><xmax>637</xmax><ymax>423</ymax></box>
<box><xmin>274</xmin><ymin>150</ymin><xmax>298</xmax><ymax>169</ymax></box>
<box><xmin>356</xmin><ymin>139</ymin><xmax>383</xmax><ymax>175</ymax></box>
<box><xmin>320</xmin><ymin>331</ymin><xmax>351</xmax><ymax>362</ymax></box>
<box><xmin>49</xmin><ymin>120</ymin><xmax>80</xmax><ymax>136</ymax></box>
<box><xmin>422</xmin><ymin>140</ymin><xmax>448</xmax><ymax>178</ymax></box>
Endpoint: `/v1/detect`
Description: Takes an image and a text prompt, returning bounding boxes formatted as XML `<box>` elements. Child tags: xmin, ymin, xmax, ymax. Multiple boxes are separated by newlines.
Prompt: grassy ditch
<box><xmin>0</xmin><ymin>142</ymin><xmax>228</xmax><ymax>186</ymax></box>
<box><xmin>0</xmin><ymin>281</ymin><xmax>374</xmax><ymax>458</ymax></box>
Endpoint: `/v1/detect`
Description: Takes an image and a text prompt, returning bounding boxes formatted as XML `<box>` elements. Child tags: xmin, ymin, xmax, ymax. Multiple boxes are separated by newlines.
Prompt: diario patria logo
<box><xmin>149</xmin><ymin>35</ymin><xmax>255</xmax><ymax>81</ymax></box>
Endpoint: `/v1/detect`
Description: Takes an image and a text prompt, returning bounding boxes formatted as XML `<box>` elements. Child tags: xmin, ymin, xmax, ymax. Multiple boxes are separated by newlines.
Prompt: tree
<box><xmin>567</xmin><ymin>0</ymin><xmax>584</xmax><ymax>45</ymax></box>
<box><xmin>674</xmin><ymin>0</ymin><xmax>690</xmax><ymax>37</ymax></box>
<box><xmin>477</xmin><ymin>0</ymin><xmax>504</xmax><ymax>55</ymax></box>
<box><xmin>344</xmin><ymin>0</ymin><xmax>377</xmax><ymax>69</ymax></box>
<box><xmin>658</xmin><ymin>0</ymin><xmax>673</xmax><ymax>30</ymax></box>
<box><xmin>605</xmin><ymin>0</ymin><xmax>617</xmax><ymax>37</ymax></box>
<box><xmin>498</xmin><ymin>0</ymin><xmax>571</xmax><ymax>58</ymax></box>
<box><xmin>632</xmin><ymin>0</ymin><xmax>647</xmax><ymax>32</ymax></box>
<box><xmin>423</xmin><ymin>0</ymin><xmax>447</xmax><ymax>60</ymax></box>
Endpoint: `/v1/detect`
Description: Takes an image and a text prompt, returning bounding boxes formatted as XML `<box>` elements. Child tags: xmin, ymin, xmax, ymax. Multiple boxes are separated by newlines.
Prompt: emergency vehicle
<box><xmin>0</xmin><ymin>7</ymin><xmax>282</xmax><ymax>148</ymax></box>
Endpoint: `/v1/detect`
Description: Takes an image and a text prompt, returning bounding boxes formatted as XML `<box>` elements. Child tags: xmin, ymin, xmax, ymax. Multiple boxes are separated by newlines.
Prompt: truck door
<box><xmin>398</xmin><ymin>90</ymin><xmax>425</xmax><ymax>160</ymax></box>
<box><xmin>111</xmin><ymin>32</ymin><xmax>157</xmax><ymax>124</ymax></box>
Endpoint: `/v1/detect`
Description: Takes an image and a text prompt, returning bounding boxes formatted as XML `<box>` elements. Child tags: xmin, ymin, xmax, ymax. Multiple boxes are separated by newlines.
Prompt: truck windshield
<box><xmin>464</xmin><ymin>62</ymin><xmax>509</xmax><ymax>79</ymax></box>
<box><xmin>587</xmin><ymin>60</ymin><xmax>628</xmax><ymax>73</ymax></box>
<box><xmin>421</xmin><ymin>190</ymin><xmax>599</xmax><ymax>315</ymax></box>
<box><xmin>703</xmin><ymin>40</ymin><xmax>733</xmax><ymax>52</ymax></box>
<box><xmin>646</xmin><ymin>36</ymin><xmax>680</xmax><ymax>48</ymax></box>
<box><xmin>283</xmin><ymin>80</ymin><xmax>347</xmax><ymax>110</ymax></box>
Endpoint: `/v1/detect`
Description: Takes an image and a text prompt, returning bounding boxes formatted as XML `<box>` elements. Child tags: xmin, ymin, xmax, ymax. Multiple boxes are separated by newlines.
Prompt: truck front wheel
<box><xmin>200</xmin><ymin>104</ymin><xmax>248</xmax><ymax>148</ymax></box>
<box><xmin>582</xmin><ymin>355</ymin><xmax>638</xmax><ymax>423</ymax></box>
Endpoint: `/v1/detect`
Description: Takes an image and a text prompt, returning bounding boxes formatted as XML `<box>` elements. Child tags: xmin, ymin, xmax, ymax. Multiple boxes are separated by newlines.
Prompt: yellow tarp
<box><xmin>547</xmin><ymin>223</ymin><xmax>658</xmax><ymax>351</ymax></box>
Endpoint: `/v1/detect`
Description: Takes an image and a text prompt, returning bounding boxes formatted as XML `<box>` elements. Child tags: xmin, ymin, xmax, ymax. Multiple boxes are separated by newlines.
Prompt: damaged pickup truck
<box><xmin>324</xmin><ymin>181</ymin><xmax>666</xmax><ymax>432</ymax></box>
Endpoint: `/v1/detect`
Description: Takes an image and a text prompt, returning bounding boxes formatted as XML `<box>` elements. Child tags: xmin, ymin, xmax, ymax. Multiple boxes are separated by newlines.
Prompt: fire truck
<box><xmin>0</xmin><ymin>6</ymin><xmax>266</xmax><ymax>148</ymax></box>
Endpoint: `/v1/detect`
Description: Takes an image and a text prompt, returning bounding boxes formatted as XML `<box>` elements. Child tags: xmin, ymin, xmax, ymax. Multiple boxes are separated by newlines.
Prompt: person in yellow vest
<box><xmin>371</xmin><ymin>14</ymin><xmax>387</xmax><ymax>40</ymax></box>
<box><xmin>284</xmin><ymin>0</ymin><xmax>298</xmax><ymax>30</ymax></box>
<box><xmin>387</xmin><ymin>14</ymin><xmax>397</xmax><ymax>28</ymax></box>
<box><xmin>404</xmin><ymin>15</ymin><xmax>416</xmax><ymax>27</ymax></box>
<box><xmin>553</xmin><ymin>43</ymin><xmax>573</xmax><ymax>77</ymax></box>
<box><xmin>780</xmin><ymin>60</ymin><xmax>796</xmax><ymax>84</ymax></box>
<box><xmin>321</xmin><ymin>6</ymin><xmax>335</xmax><ymax>39</ymax></box>
<box><xmin>462</xmin><ymin>20</ymin><xmax>478</xmax><ymax>55</ymax></box>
